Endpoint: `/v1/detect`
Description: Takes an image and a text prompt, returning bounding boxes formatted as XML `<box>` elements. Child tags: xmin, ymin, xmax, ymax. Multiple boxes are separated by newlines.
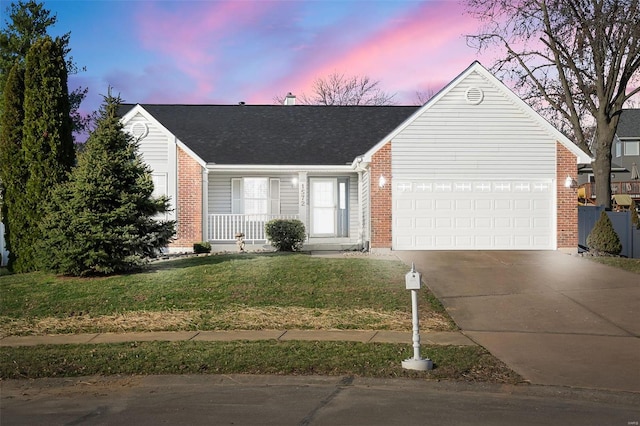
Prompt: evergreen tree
<box><xmin>16</xmin><ymin>35</ymin><xmax>74</xmax><ymax>272</ymax></box>
<box><xmin>0</xmin><ymin>62</ymin><xmax>25</xmax><ymax>270</ymax></box>
<box><xmin>586</xmin><ymin>211</ymin><xmax>622</xmax><ymax>256</ymax></box>
<box><xmin>1</xmin><ymin>1</ymin><xmax>88</xmax><ymax>136</ymax></box>
<box><xmin>0</xmin><ymin>1</ymin><xmax>56</xmax><ymax>109</ymax></box>
<box><xmin>39</xmin><ymin>90</ymin><xmax>175</xmax><ymax>276</ymax></box>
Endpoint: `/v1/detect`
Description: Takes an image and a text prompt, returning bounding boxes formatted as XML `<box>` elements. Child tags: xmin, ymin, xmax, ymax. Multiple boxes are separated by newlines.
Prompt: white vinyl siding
<box><xmin>127</xmin><ymin>112</ymin><xmax>176</xmax><ymax>221</ymax></box>
<box><xmin>129</xmin><ymin>113</ymin><xmax>169</xmax><ymax>172</ymax></box>
<box><xmin>392</xmin><ymin>71</ymin><xmax>556</xmax><ymax>181</ymax></box>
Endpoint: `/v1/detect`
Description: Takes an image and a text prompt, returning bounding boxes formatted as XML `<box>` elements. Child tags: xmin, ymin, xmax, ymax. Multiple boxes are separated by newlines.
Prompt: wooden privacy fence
<box><xmin>578</xmin><ymin>206</ymin><xmax>640</xmax><ymax>258</ymax></box>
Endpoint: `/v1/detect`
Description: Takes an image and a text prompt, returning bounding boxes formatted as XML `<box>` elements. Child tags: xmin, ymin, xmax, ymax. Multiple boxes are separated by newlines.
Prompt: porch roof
<box><xmin>119</xmin><ymin>104</ymin><xmax>418</xmax><ymax>166</ymax></box>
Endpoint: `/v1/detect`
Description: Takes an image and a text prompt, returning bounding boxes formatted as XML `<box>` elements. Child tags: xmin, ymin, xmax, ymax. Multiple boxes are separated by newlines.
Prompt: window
<box><xmin>231</xmin><ymin>178</ymin><xmax>280</xmax><ymax>216</ymax></box>
<box><xmin>624</xmin><ymin>141</ymin><xmax>639</xmax><ymax>156</ymax></box>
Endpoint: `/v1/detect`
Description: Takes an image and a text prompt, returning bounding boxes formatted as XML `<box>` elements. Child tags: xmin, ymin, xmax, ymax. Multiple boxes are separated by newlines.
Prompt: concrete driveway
<box><xmin>395</xmin><ymin>251</ymin><xmax>640</xmax><ymax>393</ymax></box>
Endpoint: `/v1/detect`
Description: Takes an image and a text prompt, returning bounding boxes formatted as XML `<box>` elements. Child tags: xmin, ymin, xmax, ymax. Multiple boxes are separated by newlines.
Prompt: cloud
<box><xmin>249</xmin><ymin>1</ymin><xmax>483</xmax><ymax>104</ymax></box>
<box><xmin>118</xmin><ymin>0</ymin><xmax>487</xmax><ymax>105</ymax></box>
<box><xmin>132</xmin><ymin>0</ymin><xmax>295</xmax><ymax>102</ymax></box>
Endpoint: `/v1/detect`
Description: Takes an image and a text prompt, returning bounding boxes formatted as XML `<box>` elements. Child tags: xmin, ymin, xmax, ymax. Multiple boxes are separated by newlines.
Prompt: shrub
<box><xmin>587</xmin><ymin>211</ymin><xmax>622</xmax><ymax>256</ymax></box>
<box><xmin>193</xmin><ymin>241</ymin><xmax>212</xmax><ymax>254</ymax></box>
<box><xmin>265</xmin><ymin>219</ymin><xmax>306</xmax><ymax>252</ymax></box>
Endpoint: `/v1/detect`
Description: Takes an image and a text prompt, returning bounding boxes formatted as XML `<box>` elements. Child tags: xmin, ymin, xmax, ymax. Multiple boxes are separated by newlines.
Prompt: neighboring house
<box><xmin>120</xmin><ymin>61</ymin><xmax>590</xmax><ymax>253</ymax></box>
<box><xmin>578</xmin><ymin>109</ymin><xmax>640</xmax><ymax>203</ymax></box>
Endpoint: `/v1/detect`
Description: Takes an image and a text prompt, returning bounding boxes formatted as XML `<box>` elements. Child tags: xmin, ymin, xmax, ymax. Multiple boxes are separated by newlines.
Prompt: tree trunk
<box><xmin>591</xmin><ymin>124</ymin><xmax>617</xmax><ymax>209</ymax></box>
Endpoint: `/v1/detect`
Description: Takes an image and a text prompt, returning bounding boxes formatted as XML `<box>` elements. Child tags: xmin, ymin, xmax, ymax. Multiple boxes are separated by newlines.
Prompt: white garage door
<box><xmin>393</xmin><ymin>179</ymin><xmax>555</xmax><ymax>250</ymax></box>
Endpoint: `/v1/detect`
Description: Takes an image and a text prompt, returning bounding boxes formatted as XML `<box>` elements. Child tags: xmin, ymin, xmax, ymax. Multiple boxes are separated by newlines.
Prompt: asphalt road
<box><xmin>2</xmin><ymin>375</ymin><xmax>639</xmax><ymax>426</ymax></box>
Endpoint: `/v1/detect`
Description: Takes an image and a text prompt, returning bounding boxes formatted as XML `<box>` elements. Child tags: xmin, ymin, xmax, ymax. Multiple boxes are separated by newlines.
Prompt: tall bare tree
<box><xmin>276</xmin><ymin>72</ymin><xmax>396</xmax><ymax>106</ymax></box>
<box><xmin>467</xmin><ymin>0</ymin><xmax>640</xmax><ymax>208</ymax></box>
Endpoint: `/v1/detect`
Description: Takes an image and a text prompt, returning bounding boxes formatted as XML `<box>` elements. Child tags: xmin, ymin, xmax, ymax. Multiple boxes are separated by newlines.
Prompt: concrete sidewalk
<box><xmin>0</xmin><ymin>329</ymin><xmax>475</xmax><ymax>347</ymax></box>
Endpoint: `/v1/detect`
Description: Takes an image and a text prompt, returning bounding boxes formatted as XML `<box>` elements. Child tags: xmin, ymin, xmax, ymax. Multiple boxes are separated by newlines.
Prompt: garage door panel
<box><xmin>455</xmin><ymin>199</ymin><xmax>473</xmax><ymax>210</ymax></box>
<box><xmin>514</xmin><ymin>217</ymin><xmax>532</xmax><ymax>228</ymax></box>
<box><xmin>435</xmin><ymin>217</ymin><xmax>453</xmax><ymax>228</ymax></box>
<box><xmin>495</xmin><ymin>199</ymin><xmax>511</xmax><ymax>210</ymax></box>
<box><xmin>514</xmin><ymin>199</ymin><xmax>532</xmax><ymax>210</ymax></box>
<box><xmin>475</xmin><ymin>199</ymin><xmax>492</xmax><ymax>210</ymax></box>
<box><xmin>396</xmin><ymin>217</ymin><xmax>413</xmax><ymax>228</ymax></box>
<box><xmin>393</xmin><ymin>179</ymin><xmax>554</xmax><ymax>250</ymax></box>
<box><xmin>416</xmin><ymin>199</ymin><xmax>433</xmax><ymax>210</ymax></box>
<box><xmin>455</xmin><ymin>217</ymin><xmax>473</xmax><ymax>228</ymax></box>
<box><xmin>396</xmin><ymin>199</ymin><xmax>413</xmax><ymax>210</ymax></box>
<box><xmin>415</xmin><ymin>217</ymin><xmax>433</xmax><ymax>228</ymax></box>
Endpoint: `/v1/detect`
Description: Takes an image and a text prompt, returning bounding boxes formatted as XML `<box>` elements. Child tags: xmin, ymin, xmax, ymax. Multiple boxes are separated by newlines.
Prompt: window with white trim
<box><xmin>231</xmin><ymin>178</ymin><xmax>280</xmax><ymax>215</ymax></box>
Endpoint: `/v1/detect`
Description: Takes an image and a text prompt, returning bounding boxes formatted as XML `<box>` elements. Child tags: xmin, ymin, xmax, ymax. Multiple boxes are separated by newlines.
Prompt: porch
<box><xmin>205</xmin><ymin>213</ymin><xmax>364</xmax><ymax>252</ymax></box>
<box><xmin>579</xmin><ymin>181</ymin><xmax>640</xmax><ymax>203</ymax></box>
<box><xmin>207</xmin><ymin>214</ymin><xmax>300</xmax><ymax>243</ymax></box>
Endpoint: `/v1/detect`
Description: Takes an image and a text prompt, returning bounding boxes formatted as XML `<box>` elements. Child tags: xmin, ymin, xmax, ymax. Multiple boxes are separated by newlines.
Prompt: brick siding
<box><xmin>556</xmin><ymin>141</ymin><xmax>578</xmax><ymax>249</ymax></box>
<box><xmin>171</xmin><ymin>147</ymin><xmax>203</xmax><ymax>249</ymax></box>
<box><xmin>370</xmin><ymin>142</ymin><xmax>392</xmax><ymax>249</ymax></box>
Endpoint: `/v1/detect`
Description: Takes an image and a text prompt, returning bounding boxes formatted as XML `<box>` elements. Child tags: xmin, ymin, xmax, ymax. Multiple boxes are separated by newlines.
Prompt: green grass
<box><xmin>1</xmin><ymin>254</ymin><xmax>416</xmax><ymax>317</ymax></box>
<box><xmin>587</xmin><ymin>256</ymin><xmax>640</xmax><ymax>274</ymax></box>
<box><xmin>0</xmin><ymin>253</ymin><xmax>454</xmax><ymax>335</ymax></box>
<box><xmin>0</xmin><ymin>340</ymin><xmax>523</xmax><ymax>384</ymax></box>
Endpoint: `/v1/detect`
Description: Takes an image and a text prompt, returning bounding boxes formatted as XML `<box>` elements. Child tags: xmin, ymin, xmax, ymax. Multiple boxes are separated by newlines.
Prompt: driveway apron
<box><xmin>396</xmin><ymin>251</ymin><xmax>640</xmax><ymax>393</ymax></box>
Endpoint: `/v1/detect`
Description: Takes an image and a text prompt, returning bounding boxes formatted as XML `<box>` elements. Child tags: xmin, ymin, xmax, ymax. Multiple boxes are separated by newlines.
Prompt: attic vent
<box><xmin>130</xmin><ymin>122</ymin><xmax>149</xmax><ymax>139</ymax></box>
<box><xmin>465</xmin><ymin>87</ymin><xmax>484</xmax><ymax>105</ymax></box>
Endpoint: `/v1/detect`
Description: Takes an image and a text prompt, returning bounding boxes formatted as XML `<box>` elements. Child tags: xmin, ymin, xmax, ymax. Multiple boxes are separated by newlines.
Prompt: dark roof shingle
<box><xmin>119</xmin><ymin>104</ymin><xmax>418</xmax><ymax>165</ymax></box>
<box><xmin>616</xmin><ymin>109</ymin><xmax>640</xmax><ymax>139</ymax></box>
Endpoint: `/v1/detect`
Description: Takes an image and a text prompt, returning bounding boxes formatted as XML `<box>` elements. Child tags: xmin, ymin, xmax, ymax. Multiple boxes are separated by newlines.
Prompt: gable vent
<box><xmin>465</xmin><ymin>87</ymin><xmax>484</xmax><ymax>105</ymax></box>
<box><xmin>130</xmin><ymin>122</ymin><xmax>149</xmax><ymax>140</ymax></box>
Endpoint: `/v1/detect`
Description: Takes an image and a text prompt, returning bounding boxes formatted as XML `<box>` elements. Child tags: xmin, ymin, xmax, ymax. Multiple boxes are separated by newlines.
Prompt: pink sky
<box><xmin>41</xmin><ymin>0</ymin><xmax>493</xmax><ymax>110</ymax></box>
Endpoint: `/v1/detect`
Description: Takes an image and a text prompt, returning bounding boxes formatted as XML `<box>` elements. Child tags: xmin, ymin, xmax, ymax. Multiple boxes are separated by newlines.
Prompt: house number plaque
<box><xmin>300</xmin><ymin>182</ymin><xmax>306</xmax><ymax>207</ymax></box>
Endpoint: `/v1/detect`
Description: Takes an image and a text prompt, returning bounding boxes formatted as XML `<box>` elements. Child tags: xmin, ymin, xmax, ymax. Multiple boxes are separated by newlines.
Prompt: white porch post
<box><xmin>357</xmin><ymin>170</ymin><xmax>364</xmax><ymax>247</ymax></box>
<box><xmin>202</xmin><ymin>169</ymin><xmax>209</xmax><ymax>241</ymax></box>
<box><xmin>298</xmin><ymin>171</ymin><xmax>308</xmax><ymax>237</ymax></box>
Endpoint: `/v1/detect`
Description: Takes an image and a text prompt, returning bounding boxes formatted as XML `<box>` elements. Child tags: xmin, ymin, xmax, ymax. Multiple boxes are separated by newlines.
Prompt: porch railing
<box><xmin>580</xmin><ymin>181</ymin><xmax>640</xmax><ymax>200</ymax></box>
<box><xmin>207</xmin><ymin>214</ymin><xmax>300</xmax><ymax>242</ymax></box>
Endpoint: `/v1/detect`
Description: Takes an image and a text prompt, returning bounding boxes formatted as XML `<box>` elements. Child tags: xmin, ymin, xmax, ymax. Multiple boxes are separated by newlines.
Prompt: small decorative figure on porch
<box><xmin>235</xmin><ymin>232</ymin><xmax>245</xmax><ymax>252</ymax></box>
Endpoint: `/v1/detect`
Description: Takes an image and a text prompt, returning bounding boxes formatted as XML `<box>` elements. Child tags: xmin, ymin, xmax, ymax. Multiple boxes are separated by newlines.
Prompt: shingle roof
<box><xmin>616</xmin><ymin>109</ymin><xmax>640</xmax><ymax>138</ymax></box>
<box><xmin>119</xmin><ymin>104</ymin><xmax>419</xmax><ymax>165</ymax></box>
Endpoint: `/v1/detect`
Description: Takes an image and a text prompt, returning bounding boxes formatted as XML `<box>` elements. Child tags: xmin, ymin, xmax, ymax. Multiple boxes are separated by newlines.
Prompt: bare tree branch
<box><xmin>466</xmin><ymin>0</ymin><xmax>640</xmax><ymax>208</ymax></box>
<box><xmin>275</xmin><ymin>72</ymin><xmax>396</xmax><ymax>106</ymax></box>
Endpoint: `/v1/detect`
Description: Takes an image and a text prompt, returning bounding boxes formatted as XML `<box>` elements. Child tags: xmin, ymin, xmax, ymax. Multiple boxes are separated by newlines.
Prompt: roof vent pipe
<box><xmin>284</xmin><ymin>92</ymin><xmax>296</xmax><ymax>106</ymax></box>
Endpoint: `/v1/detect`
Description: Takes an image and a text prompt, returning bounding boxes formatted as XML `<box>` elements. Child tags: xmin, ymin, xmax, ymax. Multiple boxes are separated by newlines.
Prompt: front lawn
<box><xmin>0</xmin><ymin>253</ymin><xmax>454</xmax><ymax>336</ymax></box>
<box><xmin>0</xmin><ymin>253</ymin><xmax>526</xmax><ymax>383</ymax></box>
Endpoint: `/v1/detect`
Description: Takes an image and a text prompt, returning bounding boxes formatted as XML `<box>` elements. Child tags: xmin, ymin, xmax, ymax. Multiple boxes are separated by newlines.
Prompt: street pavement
<box><xmin>2</xmin><ymin>374</ymin><xmax>639</xmax><ymax>425</ymax></box>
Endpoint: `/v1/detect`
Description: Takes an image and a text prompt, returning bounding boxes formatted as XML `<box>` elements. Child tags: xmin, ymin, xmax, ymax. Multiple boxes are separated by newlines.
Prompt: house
<box><xmin>578</xmin><ymin>109</ymin><xmax>640</xmax><ymax>203</ymax></box>
<box><xmin>119</xmin><ymin>61</ymin><xmax>590</xmax><ymax>253</ymax></box>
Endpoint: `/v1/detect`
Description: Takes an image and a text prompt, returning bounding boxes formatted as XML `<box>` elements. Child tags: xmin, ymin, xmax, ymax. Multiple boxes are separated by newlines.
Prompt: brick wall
<box><xmin>171</xmin><ymin>147</ymin><xmax>203</xmax><ymax>249</ymax></box>
<box><xmin>370</xmin><ymin>142</ymin><xmax>392</xmax><ymax>249</ymax></box>
<box><xmin>556</xmin><ymin>142</ymin><xmax>578</xmax><ymax>249</ymax></box>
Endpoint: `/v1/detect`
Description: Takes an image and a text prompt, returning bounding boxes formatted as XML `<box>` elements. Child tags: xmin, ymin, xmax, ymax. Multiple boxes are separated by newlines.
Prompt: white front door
<box><xmin>310</xmin><ymin>179</ymin><xmax>337</xmax><ymax>236</ymax></box>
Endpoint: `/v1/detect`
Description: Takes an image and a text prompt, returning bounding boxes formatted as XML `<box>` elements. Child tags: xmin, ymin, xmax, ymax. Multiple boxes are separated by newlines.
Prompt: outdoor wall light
<box><xmin>292</xmin><ymin>177</ymin><xmax>298</xmax><ymax>186</ymax></box>
<box><xmin>379</xmin><ymin>175</ymin><xmax>387</xmax><ymax>188</ymax></box>
<box><xmin>564</xmin><ymin>175</ymin><xmax>578</xmax><ymax>189</ymax></box>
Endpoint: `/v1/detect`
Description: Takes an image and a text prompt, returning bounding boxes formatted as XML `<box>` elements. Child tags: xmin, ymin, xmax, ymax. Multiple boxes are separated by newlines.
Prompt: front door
<box><xmin>310</xmin><ymin>178</ymin><xmax>349</xmax><ymax>237</ymax></box>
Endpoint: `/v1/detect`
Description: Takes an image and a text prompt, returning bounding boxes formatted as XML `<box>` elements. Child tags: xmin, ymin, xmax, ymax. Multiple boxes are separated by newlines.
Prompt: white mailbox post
<box><xmin>402</xmin><ymin>263</ymin><xmax>433</xmax><ymax>371</ymax></box>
